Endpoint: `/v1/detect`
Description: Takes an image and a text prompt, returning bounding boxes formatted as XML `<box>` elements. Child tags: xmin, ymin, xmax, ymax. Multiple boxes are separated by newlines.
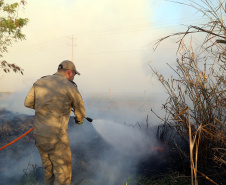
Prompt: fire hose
<box><xmin>0</xmin><ymin>116</ymin><xmax>93</xmax><ymax>151</ymax></box>
<box><xmin>0</xmin><ymin>127</ymin><xmax>34</xmax><ymax>151</ymax></box>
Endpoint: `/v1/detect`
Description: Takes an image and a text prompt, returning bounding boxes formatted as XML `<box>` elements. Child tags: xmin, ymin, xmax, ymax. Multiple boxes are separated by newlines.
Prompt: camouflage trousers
<box><xmin>35</xmin><ymin>135</ymin><xmax>72</xmax><ymax>185</ymax></box>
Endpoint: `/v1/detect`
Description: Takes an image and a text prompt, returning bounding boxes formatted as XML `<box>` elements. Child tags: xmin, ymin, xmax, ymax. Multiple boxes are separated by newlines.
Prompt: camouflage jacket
<box><xmin>24</xmin><ymin>72</ymin><xmax>85</xmax><ymax>138</ymax></box>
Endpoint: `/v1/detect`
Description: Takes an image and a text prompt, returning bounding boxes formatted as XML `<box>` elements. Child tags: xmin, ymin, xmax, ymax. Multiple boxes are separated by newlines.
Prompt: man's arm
<box><xmin>70</xmin><ymin>86</ymin><xmax>85</xmax><ymax>124</ymax></box>
<box><xmin>24</xmin><ymin>86</ymin><xmax>35</xmax><ymax>109</ymax></box>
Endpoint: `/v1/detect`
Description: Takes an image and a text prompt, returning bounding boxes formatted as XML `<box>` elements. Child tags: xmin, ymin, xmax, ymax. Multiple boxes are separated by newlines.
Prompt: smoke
<box><xmin>84</xmin><ymin>119</ymin><xmax>160</xmax><ymax>185</ymax></box>
<box><xmin>68</xmin><ymin>117</ymin><xmax>159</xmax><ymax>185</ymax></box>
<box><xmin>0</xmin><ymin>92</ymin><xmax>167</xmax><ymax>185</ymax></box>
<box><xmin>0</xmin><ymin>103</ymin><xmax>41</xmax><ymax>184</ymax></box>
<box><xmin>0</xmin><ymin>92</ymin><xmax>34</xmax><ymax>115</ymax></box>
<box><xmin>0</xmin><ymin>140</ymin><xmax>42</xmax><ymax>184</ymax></box>
<box><xmin>67</xmin><ymin>96</ymin><xmax>163</xmax><ymax>185</ymax></box>
<box><xmin>93</xmin><ymin>119</ymin><xmax>155</xmax><ymax>157</ymax></box>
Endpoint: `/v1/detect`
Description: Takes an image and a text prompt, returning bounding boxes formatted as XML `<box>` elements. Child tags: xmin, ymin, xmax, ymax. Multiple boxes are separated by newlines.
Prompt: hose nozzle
<box><xmin>85</xmin><ymin>117</ymin><xmax>93</xmax><ymax>122</ymax></box>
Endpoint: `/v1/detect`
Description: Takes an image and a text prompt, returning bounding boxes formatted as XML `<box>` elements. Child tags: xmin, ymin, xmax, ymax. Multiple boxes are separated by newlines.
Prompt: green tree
<box><xmin>0</xmin><ymin>0</ymin><xmax>29</xmax><ymax>74</ymax></box>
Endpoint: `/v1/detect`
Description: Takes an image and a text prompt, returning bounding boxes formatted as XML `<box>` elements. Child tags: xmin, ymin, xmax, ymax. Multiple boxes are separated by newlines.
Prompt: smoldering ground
<box><xmin>0</xmin><ymin>110</ymin><xmax>41</xmax><ymax>185</ymax></box>
<box><xmin>0</xmin><ymin>93</ymin><xmax>169</xmax><ymax>185</ymax></box>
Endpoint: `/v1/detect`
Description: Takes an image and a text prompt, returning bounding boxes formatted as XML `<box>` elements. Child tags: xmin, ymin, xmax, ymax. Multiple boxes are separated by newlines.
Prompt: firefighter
<box><xmin>24</xmin><ymin>60</ymin><xmax>85</xmax><ymax>185</ymax></box>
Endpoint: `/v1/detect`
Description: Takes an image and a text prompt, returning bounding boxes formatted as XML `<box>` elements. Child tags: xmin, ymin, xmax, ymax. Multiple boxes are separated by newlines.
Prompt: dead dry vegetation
<box><xmin>0</xmin><ymin>108</ymin><xmax>34</xmax><ymax>144</ymax></box>
<box><xmin>151</xmin><ymin>0</ymin><xmax>226</xmax><ymax>185</ymax></box>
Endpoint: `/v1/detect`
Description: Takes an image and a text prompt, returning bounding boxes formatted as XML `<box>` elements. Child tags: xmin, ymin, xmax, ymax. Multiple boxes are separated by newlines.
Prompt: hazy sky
<box><xmin>1</xmin><ymin>0</ymin><xmax>204</xmax><ymax>95</ymax></box>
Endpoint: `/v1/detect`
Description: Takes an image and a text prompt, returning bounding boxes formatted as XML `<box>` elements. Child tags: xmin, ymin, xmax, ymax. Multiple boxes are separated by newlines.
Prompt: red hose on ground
<box><xmin>0</xmin><ymin>127</ymin><xmax>34</xmax><ymax>151</ymax></box>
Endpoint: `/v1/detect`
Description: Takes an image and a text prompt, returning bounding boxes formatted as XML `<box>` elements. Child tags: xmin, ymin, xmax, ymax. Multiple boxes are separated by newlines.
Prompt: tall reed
<box><xmin>151</xmin><ymin>0</ymin><xmax>225</xmax><ymax>184</ymax></box>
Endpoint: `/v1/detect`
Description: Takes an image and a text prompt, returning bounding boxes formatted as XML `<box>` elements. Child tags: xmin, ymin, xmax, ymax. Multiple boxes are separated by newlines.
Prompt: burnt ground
<box><xmin>0</xmin><ymin>109</ymin><xmax>225</xmax><ymax>185</ymax></box>
<box><xmin>0</xmin><ymin>109</ymin><xmax>172</xmax><ymax>185</ymax></box>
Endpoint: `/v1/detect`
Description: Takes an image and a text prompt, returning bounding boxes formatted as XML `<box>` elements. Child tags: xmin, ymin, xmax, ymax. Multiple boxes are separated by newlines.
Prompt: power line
<box><xmin>76</xmin><ymin>49</ymin><xmax>149</xmax><ymax>55</ymax></box>
<box><xmin>6</xmin><ymin>16</ymin><xmax>208</xmax><ymax>55</ymax></box>
<box><xmin>8</xmin><ymin>35</ymin><xmax>69</xmax><ymax>53</ymax></box>
<box><xmin>75</xmin><ymin>17</ymin><xmax>207</xmax><ymax>37</ymax></box>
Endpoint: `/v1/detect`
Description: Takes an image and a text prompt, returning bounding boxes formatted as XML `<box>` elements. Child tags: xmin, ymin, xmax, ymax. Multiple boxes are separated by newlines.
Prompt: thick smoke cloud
<box><xmin>92</xmin><ymin>119</ymin><xmax>155</xmax><ymax>157</ymax></box>
<box><xmin>0</xmin><ymin>92</ymin><xmax>167</xmax><ymax>184</ymax></box>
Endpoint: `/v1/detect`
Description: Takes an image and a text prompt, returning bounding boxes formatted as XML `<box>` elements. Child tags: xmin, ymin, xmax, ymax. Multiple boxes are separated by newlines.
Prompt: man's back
<box><xmin>25</xmin><ymin>72</ymin><xmax>85</xmax><ymax>138</ymax></box>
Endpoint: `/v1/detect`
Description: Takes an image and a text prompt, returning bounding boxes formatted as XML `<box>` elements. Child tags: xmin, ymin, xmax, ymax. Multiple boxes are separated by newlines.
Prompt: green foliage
<box><xmin>0</xmin><ymin>0</ymin><xmax>29</xmax><ymax>52</ymax></box>
<box><xmin>0</xmin><ymin>0</ymin><xmax>28</xmax><ymax>74</ymax></box>
<box><xmin>126</xmin><ymin>178</ymin><xmax>129</xmax><ymax>185</ymax></box>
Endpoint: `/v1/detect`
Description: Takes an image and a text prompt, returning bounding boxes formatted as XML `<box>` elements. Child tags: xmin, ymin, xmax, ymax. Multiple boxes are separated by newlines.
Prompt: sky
<box><xmin>1</xmin><ymin>0</ymin><xmax>205</xmax><ymax>96</ymax></box>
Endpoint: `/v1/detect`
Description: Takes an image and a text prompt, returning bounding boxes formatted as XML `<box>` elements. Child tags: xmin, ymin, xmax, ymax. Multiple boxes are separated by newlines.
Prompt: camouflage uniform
<box><xmin>25</xmin><ymin>70</ymin><xmax>85</xmax><ymax>185</ymax></box>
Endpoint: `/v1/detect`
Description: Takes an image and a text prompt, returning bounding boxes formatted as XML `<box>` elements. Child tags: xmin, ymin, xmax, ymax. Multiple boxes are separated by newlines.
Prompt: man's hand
<box><xmin>74</xmin><ymin>117</ymin><xmax>83</xmax><ymax>125</ymax></box>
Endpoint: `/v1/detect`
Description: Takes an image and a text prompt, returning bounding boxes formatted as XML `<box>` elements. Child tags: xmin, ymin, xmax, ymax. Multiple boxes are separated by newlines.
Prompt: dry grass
<box><xmin>151</xmin><ymin>0</ymin><xmax>226</xmax><ymax>184</ymax></box>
